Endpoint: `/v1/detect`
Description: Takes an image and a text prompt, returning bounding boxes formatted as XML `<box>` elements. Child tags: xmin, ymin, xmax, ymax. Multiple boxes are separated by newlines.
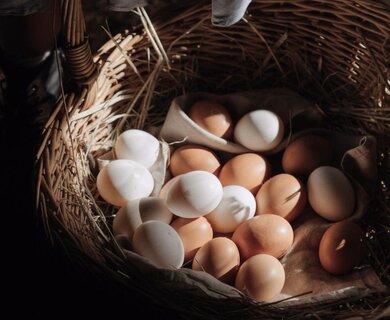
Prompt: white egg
<box><xmin>113</xmin><ymin>197</ymin><xmax>173</xmax><ymax>239</ymax></box>
<box><xmin>234</xmin><ymin>110</ymin><xmax>284</xmax><ymax>152</ymax></box>
<box><xmin>166</xmin><ymin>170</ymin><xmax>223</xmax><ymax>218</ymax></box>
<box><xmin>133</xmin><ymin>220</ymin><xmax>184</xmax><ymax>269</ymax></box>
<box><xmin>115</xmin><ymin>129</ymin><xmax>160</xmax><ymax>169</ymax></box>
<box><xmin>96</xmin><ymin>159</ymin><xmax>154</xmax><ymax>207</ymax></box>
<box><xmin>206</xmin><ymin>185</ymin><xmax>256</xmax><ymax>233</ymax></box>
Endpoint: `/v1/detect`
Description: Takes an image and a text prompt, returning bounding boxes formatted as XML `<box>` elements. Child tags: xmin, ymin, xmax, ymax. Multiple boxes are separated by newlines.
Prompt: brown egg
<box><xmin>192</xmin><ymin>237</ymin><xmax>240</xmax><ymax>284</ymax></box>
<box><xmin>232</xmin><ymin>215</ymin><xmax>293</xmax><ymax>260</ymax></box>
<box><xmin>188</xmin><ymin>100</ymin><xmax>233</xmax><ymax>139</ymax></box>
<box><xmin>319</xmin><ymin>221</ymin><xmax>366</xmax><ymax>275</ymax></box>
<box><xmin>282</xmin><ymin>134</ymin><xmax>333</xmax><ymax>177</ymax></box>
<box><xmin>307</xmin><ymin>166</ymin><xmax>355</xmax><ymax>221</ymax></box>
<box><xmin>219</xmin><ymin>153</ymin><xmax>271</xmax><ymax>194</ymax></box>
<box><xmin>171</xmin><ymin>217</ymin><xmax>213</xmax><ymax>261</ymax></box>
<box><xmin>159</xmin><ymin>176</ymin><xmax>180</xmax><ymax>199</ymax></box>
<box><xmin>256</xmin><ymin>173</ymin><xmax>307</xmax><ymax>222</ymax></box>
<box><xmin>235</xmin><ymin>254</ymin><xmax>285</xmax><ymax>302</ymax></box>
<box><xmin>170</xmin><ymin>144</ymin><xmax>221</xmax><ymax>177</ymax></box>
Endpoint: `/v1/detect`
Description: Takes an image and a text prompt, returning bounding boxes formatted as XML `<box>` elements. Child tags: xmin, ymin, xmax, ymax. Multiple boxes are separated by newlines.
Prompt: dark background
<box><xmin>3</xmin><ymin>3</ymin><xmax>182</xmax><ymax>318</ymax></box>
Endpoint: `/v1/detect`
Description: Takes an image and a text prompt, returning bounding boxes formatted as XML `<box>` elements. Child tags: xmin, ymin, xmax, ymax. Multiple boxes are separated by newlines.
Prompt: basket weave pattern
<box><xmin>37</xmin><ymin>1</ymin><xmax>389</xmax><ymax>318</ymax></box>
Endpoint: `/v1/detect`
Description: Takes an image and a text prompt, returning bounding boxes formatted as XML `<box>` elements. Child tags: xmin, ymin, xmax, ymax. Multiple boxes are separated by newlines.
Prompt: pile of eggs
<box><xmin>97</xmin><ymin>100</ymin><xmax>366</xmax><ymax>303</ymax></box>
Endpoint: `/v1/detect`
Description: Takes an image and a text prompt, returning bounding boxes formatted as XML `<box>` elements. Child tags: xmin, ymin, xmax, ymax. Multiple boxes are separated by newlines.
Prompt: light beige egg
<box><xmin>307</xmin><ymin>166</ymin><xmax>355</xmax><ymax>221</ymax></box>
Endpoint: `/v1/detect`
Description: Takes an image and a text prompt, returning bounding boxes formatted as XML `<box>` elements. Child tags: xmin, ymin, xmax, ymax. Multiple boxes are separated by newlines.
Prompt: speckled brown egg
<box><xmin>256</xmin><ymin>173</ymin><xmax>307</xmax><ymax>222</ymax></box>
<box><xmin>235</xmin><ymin>254</ymin><xmax>285</xmax><ymax>302</ymax></box>
<box><xmin>232</xmin><ymin>214</ymin><xmax>293</xmax><ymax>260</ymax></box>
<box><xmin>170</xmin><ymin>144</ymin><xmax>221</xmax><ymax>177</ymax></box>
<box><xmin>171</xmin><ymin>216</ymin><xmax>213</xmax><ymax>261</ymax></box>
<box><xmin>192</xmin><ymin>237</ymin><xmax>240</xmax><ymax>284</ymax></box>
<box><xmin>188</xmin><ymin>100</ymin><xmax>233</xmax><ymax>139</ymax></box>
<box><xmin>319</xmin><ymin>221</ymin><xmax>366</xmax><ymax>275</ymax></box>
<box><xmin>282</xmin><ymin>134</ymin><xmax>333</xmax><ymax>177</ymax></box>
<box><xmin>219</xmin><ymin>153</ymin><xmax>271</xmax><ymax>194</ymax></box>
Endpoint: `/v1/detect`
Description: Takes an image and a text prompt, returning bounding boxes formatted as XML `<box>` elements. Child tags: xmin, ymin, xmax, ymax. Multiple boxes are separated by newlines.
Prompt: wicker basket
<box><xmin>37</xmin><ymin>0</ymin><xmax>390</xmax><ymax>318</ymax></box>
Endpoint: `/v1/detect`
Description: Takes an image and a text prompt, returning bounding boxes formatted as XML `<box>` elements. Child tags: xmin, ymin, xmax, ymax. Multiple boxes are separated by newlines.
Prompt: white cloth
<box><xmin>107</xmin><ymin>0</ymin><xmax>252</xmax><ymax>26</ymax></box>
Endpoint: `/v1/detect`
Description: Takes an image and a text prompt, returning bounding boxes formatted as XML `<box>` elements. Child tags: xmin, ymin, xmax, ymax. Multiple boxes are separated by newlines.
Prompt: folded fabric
<box><xmin>107</xmin><ymin>0</ymin><xmax>252</xmax><ymax>26</ymax></box>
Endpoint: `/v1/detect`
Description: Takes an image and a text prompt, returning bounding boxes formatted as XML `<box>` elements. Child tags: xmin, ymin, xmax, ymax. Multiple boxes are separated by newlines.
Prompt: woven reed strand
<box><xmin>61</xmin><ymin>0</ymin><xmax>97</xmax><ymax>85</ymax></box>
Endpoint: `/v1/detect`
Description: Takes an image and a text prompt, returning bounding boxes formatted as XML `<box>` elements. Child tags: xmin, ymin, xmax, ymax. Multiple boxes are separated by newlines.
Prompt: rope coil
<box><xmin>62</xmin><ymin>0</ymin><xmax>97</xmax><ymax>86</ymax></box>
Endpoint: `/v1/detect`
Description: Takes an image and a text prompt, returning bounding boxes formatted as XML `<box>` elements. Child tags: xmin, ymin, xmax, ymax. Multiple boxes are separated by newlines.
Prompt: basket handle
<box><xmin>61</xmin><ymin>0</ymin><xmax>98</xmax><ymax>86</ymax></box>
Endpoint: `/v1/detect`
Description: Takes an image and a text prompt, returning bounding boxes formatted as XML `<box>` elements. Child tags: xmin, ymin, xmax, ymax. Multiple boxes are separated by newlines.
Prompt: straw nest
<box><xmin>37</xmin><ymin>1</ymin><xmax>389</xmax><ymax>318</ymax></box>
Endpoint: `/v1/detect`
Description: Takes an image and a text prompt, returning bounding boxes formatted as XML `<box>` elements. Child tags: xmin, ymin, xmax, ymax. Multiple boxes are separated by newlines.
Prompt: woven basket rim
<box><xmin>37</xmin><ymin>1</ymin><xmax>390</xmax><ymax>318</ymax></box>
